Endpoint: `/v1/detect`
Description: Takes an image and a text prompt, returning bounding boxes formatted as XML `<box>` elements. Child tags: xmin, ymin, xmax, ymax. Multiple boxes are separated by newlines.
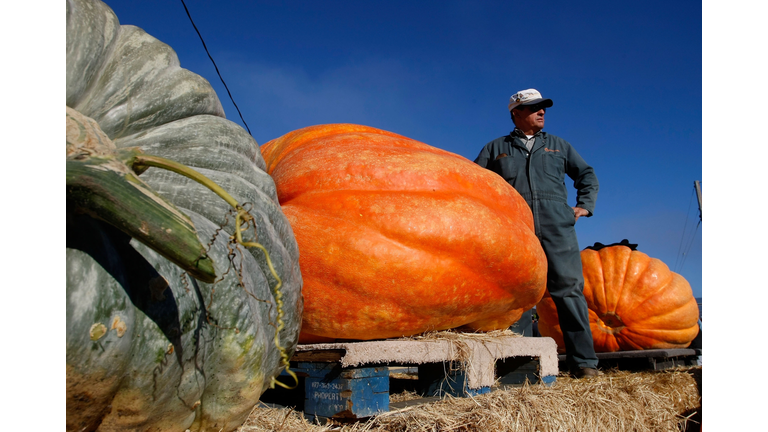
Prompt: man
<box><xmin>474</xmin><ymin>88</ymin><xmax>599</xmax><ymax>378</ymax></box>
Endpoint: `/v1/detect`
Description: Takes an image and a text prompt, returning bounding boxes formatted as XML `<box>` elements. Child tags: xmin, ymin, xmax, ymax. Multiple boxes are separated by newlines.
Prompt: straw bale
<box><xmin>238</xmin><ymin>366</ymin><xmax>701</xmax><ymax>432</ymax></box>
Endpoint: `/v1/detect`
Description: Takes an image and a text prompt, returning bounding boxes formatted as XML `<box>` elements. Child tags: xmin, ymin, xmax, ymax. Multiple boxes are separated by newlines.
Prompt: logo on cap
<box><xmin>508</xmin><ymin>88</ymin><xmax>553</xmax><ymax>111</ymax></box>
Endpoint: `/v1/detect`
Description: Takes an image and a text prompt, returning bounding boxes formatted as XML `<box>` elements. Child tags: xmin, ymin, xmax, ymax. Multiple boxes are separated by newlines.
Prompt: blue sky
<box><xmin>101</xmin><ymin>0</ymin><xmax>703</xmax><ymax>298</ymax></box>
<box><xmin>103</xmin><ymin>0</ymin><xmax>704</xmax><ymax>298</ymax></box>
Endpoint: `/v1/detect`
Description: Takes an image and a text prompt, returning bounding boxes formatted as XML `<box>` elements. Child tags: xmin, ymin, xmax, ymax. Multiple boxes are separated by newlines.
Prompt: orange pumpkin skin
<box><xmin>537</xmin><ymin>245</ymin><xmax>700</xmax><ymax>352</ymax></box>
<box><xmin>261</xmin><ymin>124</ymin><xmax>547</xmax><ymax>342</ymax></box>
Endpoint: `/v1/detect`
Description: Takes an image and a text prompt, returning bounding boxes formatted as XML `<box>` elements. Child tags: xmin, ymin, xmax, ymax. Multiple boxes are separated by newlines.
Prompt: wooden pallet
<box><xmin>557</xmin><ymin>348</ymin><xmax>702</xmax><ymax>371</ymax></box>
<box><xmin>262</xmin><ymin>336</ymin><xmax>559</xmax><ymax>420</ymax></box>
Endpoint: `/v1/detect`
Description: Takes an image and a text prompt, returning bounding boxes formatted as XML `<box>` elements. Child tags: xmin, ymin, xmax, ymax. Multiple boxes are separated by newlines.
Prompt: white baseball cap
<box><xmin>508</xmin><ymin>88</ymin><xmax>554</xmax><ymax>111</ymax></box>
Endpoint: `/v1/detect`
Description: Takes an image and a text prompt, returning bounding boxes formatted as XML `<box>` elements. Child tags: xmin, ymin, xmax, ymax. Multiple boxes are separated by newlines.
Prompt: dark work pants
<box><xmin>533</xmin><ymin>199</ymin><xmax>598</xmax><ymax>371</ymax></box>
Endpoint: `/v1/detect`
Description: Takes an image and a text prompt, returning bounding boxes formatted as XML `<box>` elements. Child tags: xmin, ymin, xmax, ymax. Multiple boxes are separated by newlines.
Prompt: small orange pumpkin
<box><xmin>261</xmin><ymin>124</ymin><xmax>547</xmax><ymax>342</ymax></box>
<box><xmin>537</xmin><ymin>243</ymin><xmax>700</xmax><ymax>352</ymax></box>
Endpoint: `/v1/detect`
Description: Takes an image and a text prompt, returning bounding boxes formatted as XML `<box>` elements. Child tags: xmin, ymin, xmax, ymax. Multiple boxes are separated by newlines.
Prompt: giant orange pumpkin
<box><xmin>261</xmin><ymin>124</ymin><xmax>547</xmax><ymax>342</ymax></box>
<box><xmin>536</xmin><ymin>242</ymin><xmax>700</xmax><ymax>352</ymax></box>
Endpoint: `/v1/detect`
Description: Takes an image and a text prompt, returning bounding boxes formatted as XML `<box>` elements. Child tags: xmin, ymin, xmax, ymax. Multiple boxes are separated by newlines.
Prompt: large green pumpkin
<box><xmin>66</xmin><ymin>1</ymin><xmax>302</xmax><ymax>431</ymax></box>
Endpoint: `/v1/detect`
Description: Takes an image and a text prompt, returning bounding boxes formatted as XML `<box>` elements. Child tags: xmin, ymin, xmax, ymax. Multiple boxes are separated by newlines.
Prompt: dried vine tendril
<box><xmin>234</xmin><ymin>210</ymin><xmax>297</xmax><ymax>389</ymax></box>
<box><xmin>132</xmin><ymin>153</ymin><xmax>298</xmax><ymax>390</ymax></box>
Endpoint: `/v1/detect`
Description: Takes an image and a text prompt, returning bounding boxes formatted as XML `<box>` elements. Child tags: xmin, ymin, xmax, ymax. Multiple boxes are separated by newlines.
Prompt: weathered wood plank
<box><xmin>300</xmin><ymin>362</ymin><xmax>389</xmax><ymax>419</ymax></box>
<box><xmin>291</xmin><ymin>349</ymin><xmax>346</xmax><ymax>363</ymax></box>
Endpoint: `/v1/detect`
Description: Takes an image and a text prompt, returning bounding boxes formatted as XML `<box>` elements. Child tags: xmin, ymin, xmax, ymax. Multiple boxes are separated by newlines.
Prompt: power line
<box><xmin>674</xmin><ymin>187</ymin><xmax>694</xmax><ymax>272</ymax></box>
<box><xmin>675</xmin><ymin>182</ymin><xmax>702</xmax><ymax>273</ymax></box>
<box><xmin>179</xmin><ymin>0</ymin><xmax>252</xmax><ymax>136</ymax></box>
<box><xmin>678</xmin><ymin>219</ymin><xmax>700</xmax><ymax>272</ymax></box>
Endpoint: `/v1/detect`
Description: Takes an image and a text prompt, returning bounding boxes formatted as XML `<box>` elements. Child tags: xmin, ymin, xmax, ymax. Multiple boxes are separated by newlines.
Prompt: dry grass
<box><xmin>238</xmin><ymin>366</ymin><xmax>701</xmax><ymax>432</ymax></box>
<box><xmin>388</xmin><ymin>389</ymin><xmax>422</xmax><ymax>404</ymax></box>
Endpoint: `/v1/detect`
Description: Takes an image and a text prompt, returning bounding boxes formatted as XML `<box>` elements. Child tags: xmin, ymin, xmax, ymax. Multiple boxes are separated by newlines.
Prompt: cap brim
<box><xmin>520</xmin><ymin>98</ymin><xmax>553</xmax><ymax>108</ymax></box>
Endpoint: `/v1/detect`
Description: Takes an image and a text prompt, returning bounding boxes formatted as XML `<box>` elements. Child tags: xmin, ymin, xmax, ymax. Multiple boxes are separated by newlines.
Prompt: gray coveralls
<box><xmin>474</xmin><ymin>129</ymin><xmax>599</xmax><ymax>371</ymax></box>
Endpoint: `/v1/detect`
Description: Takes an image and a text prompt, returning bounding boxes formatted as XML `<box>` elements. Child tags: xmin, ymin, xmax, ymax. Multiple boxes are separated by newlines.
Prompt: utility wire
<box><xmin>678</xmin><ymin>219</ymin><xmax>700</xmax><ymax>272</ymax></box>
<box><xmin>674</xmin><ymin>187</ymin><xmax>695</xmax><ymax>272</ymax></box>
<box><xmin>179</xmin><ymin>0</ymin><xmax>252</xmax><ymax>136</ymax></box>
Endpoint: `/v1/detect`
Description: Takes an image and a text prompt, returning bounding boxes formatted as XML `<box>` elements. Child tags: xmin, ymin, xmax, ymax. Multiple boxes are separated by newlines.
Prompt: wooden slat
<box><xmin>389</xmin><ymin>396</ymin><xmax>442</xmax><ymax>410</ymax></box>
<box><xmin>557</xmin><ymin>348</ymin><xmax>697</xmax><ymax>361</ymax></box>
<box><xmin>291</xmin><ymin>349</ymin><xmax>346</xmax><ymax>362</ymax></box>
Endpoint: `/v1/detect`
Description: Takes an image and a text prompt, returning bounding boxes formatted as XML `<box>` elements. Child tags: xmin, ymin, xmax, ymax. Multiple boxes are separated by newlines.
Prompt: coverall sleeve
<box><xmin>474</xmin><ymin>145</ymin><xmax>492</xmax><ymax>168</ymax></box>
<box><xmin>565</xmin><ymin>144</ymin><xmax>599</xmax><ymax>216</ymax></box>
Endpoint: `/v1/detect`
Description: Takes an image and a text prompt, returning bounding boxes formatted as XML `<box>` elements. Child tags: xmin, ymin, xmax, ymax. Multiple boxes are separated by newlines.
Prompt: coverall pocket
<box><xmin>542</xmin><ymin>152</ymin><xmax>566</xmax><ymax>182</ymax></box>
<box><xmin>563</xmin><ymin>203</ymin><xmax>576</xmax><ymax>226</ymax></box>
<box><xmin>495</xmin><ymin>155</ymin><xmax>522</xmax><ymax>182</ymax></box>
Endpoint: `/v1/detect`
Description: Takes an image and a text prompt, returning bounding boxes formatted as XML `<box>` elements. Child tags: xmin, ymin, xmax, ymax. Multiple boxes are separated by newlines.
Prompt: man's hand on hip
<box><xmin>573</xmin><ymin>207</ymin><xmax>589</xmax><ymax>222</ymax></box>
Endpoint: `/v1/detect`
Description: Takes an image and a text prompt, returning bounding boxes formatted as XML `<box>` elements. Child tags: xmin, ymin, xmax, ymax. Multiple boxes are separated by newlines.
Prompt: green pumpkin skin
<box><xmin>66</xmin><ymin>1</ymin><xmax>302</xmax><ymax>431</ymax></box>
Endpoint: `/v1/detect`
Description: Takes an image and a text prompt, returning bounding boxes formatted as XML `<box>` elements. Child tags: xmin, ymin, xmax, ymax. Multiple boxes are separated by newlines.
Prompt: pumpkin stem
<box><xmin>67</xmin><ymin>155</ymin><xmax>217</xmax><ymax>283</ymax></box>
<box><xmin>129</xmin><ymin>153</ymin><xmax>298</xmax><ymax>389</ymax></box>
<box><xmin>596</xmin><ymin>312</ymin><xmax>626</xmax><ymax>334</ymax></box>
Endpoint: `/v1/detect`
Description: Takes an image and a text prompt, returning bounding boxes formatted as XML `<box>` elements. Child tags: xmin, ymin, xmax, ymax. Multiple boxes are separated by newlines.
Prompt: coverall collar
<box><xmin>511</xmin><ymin>128</ymin><xmax>546</xmax><ymax>152</ymax></box>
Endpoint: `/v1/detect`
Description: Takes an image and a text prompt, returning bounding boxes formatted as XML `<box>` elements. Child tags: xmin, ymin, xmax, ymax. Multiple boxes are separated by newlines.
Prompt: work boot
<box><xmin>570</xmin><ymin>367</ymin><xmax>600</xmax><ymax>379</ymax></box>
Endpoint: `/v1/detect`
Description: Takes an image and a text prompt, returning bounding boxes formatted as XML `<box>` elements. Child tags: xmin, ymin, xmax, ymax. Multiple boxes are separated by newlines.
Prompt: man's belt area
<box><xmin>517</xmin><ymin>191</ymin><xmax>567</xmax><ymax>203</ymax></box>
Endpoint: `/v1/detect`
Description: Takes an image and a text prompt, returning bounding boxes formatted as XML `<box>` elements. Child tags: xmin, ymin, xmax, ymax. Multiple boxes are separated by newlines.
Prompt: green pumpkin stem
<box><xmin>66</xmin><ymin>155</ymin><xmax>217</xmax><ymax>283</ymax></box>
